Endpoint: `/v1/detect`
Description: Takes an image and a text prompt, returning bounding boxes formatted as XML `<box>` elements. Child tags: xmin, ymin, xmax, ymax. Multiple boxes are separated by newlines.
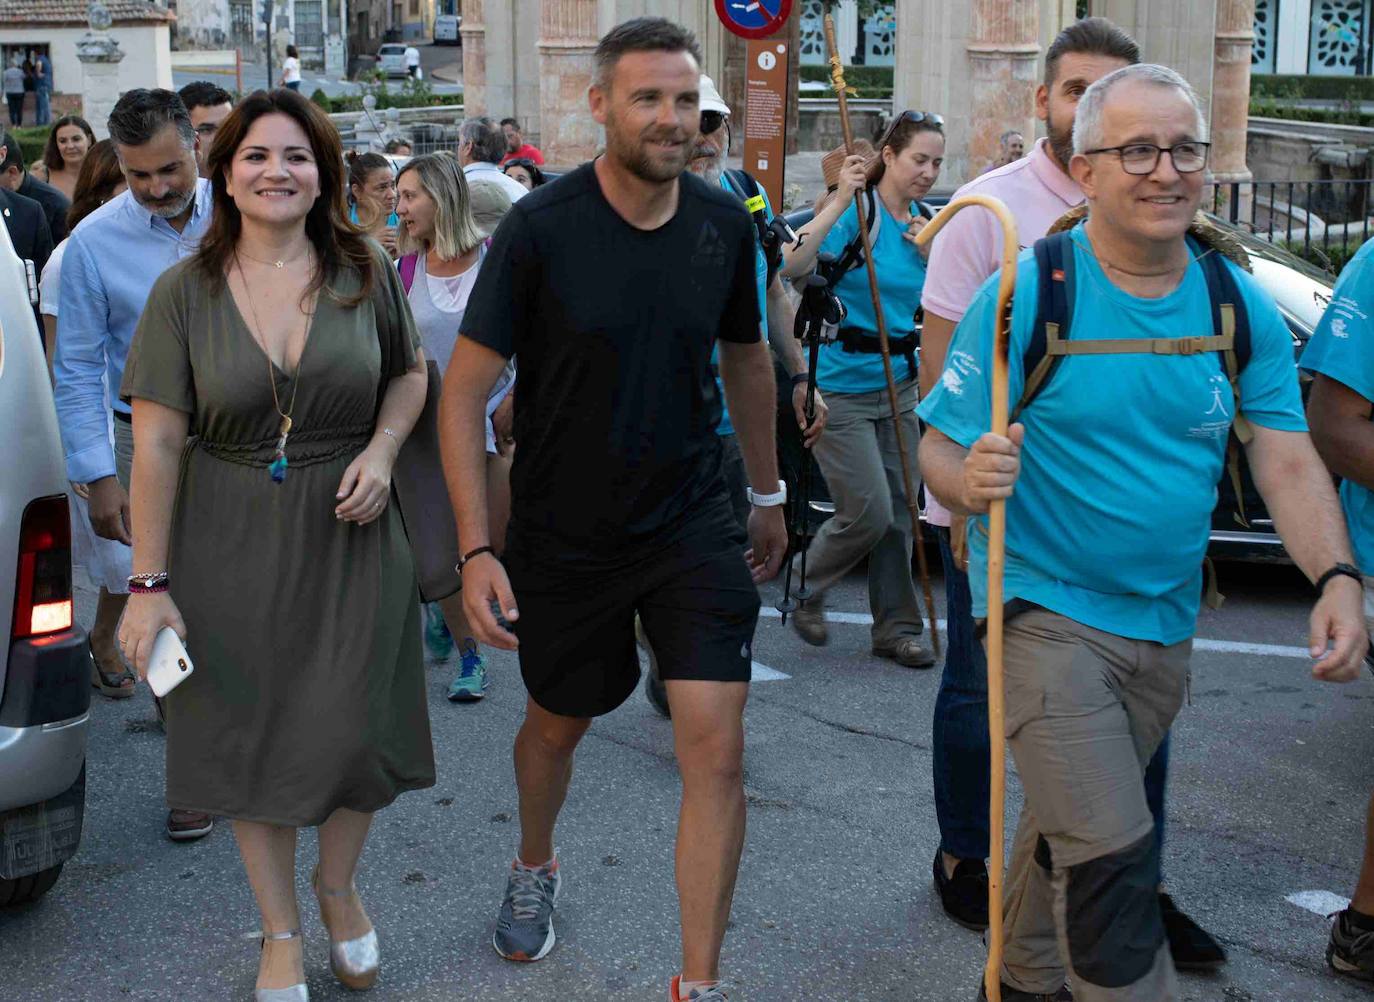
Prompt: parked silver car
<box><xmin>0</xmin><ymin>218</ymin><xmax>90</xmax><ymax>906</ymax></box>
<box><xmin>377</xmin><ymin>43</ymin><xmax>409</xmax><ymax>79</ymax></box>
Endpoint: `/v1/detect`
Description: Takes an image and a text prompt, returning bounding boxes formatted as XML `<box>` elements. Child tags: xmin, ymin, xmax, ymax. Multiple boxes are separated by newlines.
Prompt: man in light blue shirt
<box><xmin>921</xmin><ymin>65</ymin><xmax>1363</xmax><ymax>1001</ymax></box>
<box><xmin>52</xmin><ymin>88</ymin><xmax>213</xmax><ymax>843</ymax></box>
<box><xmin>1300</xmin><ymin>235</ymin><xmax>1374</xmax><ymax>984</ymax></box>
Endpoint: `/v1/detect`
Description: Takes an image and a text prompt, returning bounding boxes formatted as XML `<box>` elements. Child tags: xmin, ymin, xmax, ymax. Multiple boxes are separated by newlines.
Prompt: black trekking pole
<box><xmin>777</xmin><ymin>253</ymin><xmax>845</xmax><ymax>622</ymax></box>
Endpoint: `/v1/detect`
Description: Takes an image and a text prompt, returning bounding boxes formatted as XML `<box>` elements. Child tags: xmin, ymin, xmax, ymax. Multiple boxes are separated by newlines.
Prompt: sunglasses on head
<box><xmin>701</xmin><ymin>110</ymin><xmax>727</xmax><ymax>135</ymax></box>
<box><xmin>878</xmin><ymin>109</ymin><xmax>945</xmax><ymax>147</ymax></box>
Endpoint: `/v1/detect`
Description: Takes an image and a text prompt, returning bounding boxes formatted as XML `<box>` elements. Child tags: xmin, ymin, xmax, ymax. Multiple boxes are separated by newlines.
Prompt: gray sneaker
<box><xmin>671</xmin><ymin>977</ymin><xmax>734</xmax><ymax>1001</ymax></box>
<box><xmin>1329</xmin><ymin>909</ymin><xmax>1374</xmax><ymax>982</ymax></box>
<box><xmin>493</xmin><ymin>857</ymin><xmax>562</xmax><ymax>962</ymax></box>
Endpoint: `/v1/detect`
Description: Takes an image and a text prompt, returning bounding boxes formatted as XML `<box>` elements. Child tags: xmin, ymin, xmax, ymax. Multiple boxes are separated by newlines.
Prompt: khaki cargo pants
<box><xmin>992</xmin><ymin>607</ymin><xmax>1190</xmax><ymax>1001</ymax></box>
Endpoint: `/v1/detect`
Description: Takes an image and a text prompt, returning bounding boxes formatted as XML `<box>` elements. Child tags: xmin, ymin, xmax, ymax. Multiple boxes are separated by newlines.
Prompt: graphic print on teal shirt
<box><xmin>1300</xmin><ymin>235</ymin><xmax>1374</xmax><ymax>575</ymax></box>
<box><xmin>714</xmin><ymin>173</ymin><xmax>773</xmax><ymax>437</ymax></box>
<box><xmin>816</xmin><ymin>192</ymin><xmax>928</xmax><ymax>395</ymax></box>
<box><xmin>917</xmin><ymin>223</ymin><xmax>1306</xmax><ymax>644</ymax></box>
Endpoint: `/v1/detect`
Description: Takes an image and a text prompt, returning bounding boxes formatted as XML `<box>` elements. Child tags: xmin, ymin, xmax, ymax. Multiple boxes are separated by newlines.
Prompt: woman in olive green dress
<box><xmin>118</xmin><ymin>89</ymin><xmax>433</xmax><ymax>1000</ymax></box>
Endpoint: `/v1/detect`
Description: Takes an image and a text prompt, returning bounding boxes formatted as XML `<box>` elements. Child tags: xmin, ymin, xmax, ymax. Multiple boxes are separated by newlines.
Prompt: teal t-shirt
<box><xmin>815</xmin><ymin>193</ymin><xmax>928</xmax><ymax>395</ymax></box>
<box><xmin>714</xmin><ymin>173</ymin><xmax>773</xmax><ymax>437</ymax></box>
<box><xmin>1299</xmin><ymin>235</ymin><xmax>1374</xmax><ymax>574</ymax></box>
<box><xmin>917</xmin><ymin>224</ymin><xmax>1306</xmax><ymax>644</ymax></box>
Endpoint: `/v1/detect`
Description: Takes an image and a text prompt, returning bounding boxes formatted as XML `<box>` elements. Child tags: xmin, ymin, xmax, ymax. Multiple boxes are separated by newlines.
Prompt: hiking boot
<box><xmin>1328</xmin><ymin>909</ymin><xmax>1374</xmax><ymax>982</ymax></box>
<box><xmin>670</xmin><ymin>976</ymin><xmax>733</xmax><ymax>1001</ymax></box>
<box><xmin>1161</xmin><ymin>892</ymin><xmax>1226</xmax><ymax>969</ymax></box>
<box><xmin>637</xmin><ymin>616</ymin><xmax>671</xmax><ymax>719</ymax></box>
<box><xmin>873</xmin><ymin>635</ymin><xmax>936</xmax><ymax>668</ymax></box>
<box><xmin>933</xmin><ymin>849</ymin><xmax>989</xmax><ymax>931</ymax></box>
<box><xmin>974</xmin><ymin>981</ymin><xmax>1072</xmax><ymax>1001</ymax></box>
<box><xmin>493</xmin><ymin>856</ymin><xmax>561</xmax><ymax>962</ymax></box>
<box><xmin>791</xmin><ymin>600</ymin><xmax>828</xmax><ymax>646</ymax></box>
<box><xmin>446</xmin><ymin>640</ymin><xmax>489</xmax><ymax>702</ymax></box>
<box><xmin>423</xmin><ymin>603</ymin><xmax>454</xmax><ymax>662</ymax></box>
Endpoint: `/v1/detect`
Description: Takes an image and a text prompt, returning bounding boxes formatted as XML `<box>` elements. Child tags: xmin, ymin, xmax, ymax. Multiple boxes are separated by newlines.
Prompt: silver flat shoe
<box><xmin>312</xmin><ymin>865</ymin><xmax>379</xmax><ymax>990</ymax></box>
<box><xmin>253</xmin><ymin>928</ymin><xmax>308</xmax><ymax>1001</ymax></box>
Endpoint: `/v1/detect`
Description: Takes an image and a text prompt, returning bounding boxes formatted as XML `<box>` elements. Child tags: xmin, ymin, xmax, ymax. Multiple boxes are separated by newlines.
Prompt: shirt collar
<box><xmin>1027</xmin><ymin>137</ymin><xmax>1083</xmax><ymax>206</ymax></box>
<box><xmin>126</xmin><ymin>176</ymin><xmax>211</xmax><ymax>230</ymax></box>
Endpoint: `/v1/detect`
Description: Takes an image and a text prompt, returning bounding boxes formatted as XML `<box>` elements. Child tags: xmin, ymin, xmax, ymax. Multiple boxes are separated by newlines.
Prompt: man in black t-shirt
<box><xmin>439</xmin><ymin>18</ymin><xmax>787</xmax><ymax>1002</ymax></box>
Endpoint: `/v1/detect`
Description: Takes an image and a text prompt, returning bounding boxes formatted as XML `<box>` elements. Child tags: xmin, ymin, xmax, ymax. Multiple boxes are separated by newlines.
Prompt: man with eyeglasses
<box><xmin>918</xmin><ymin>63</ymin><xmax>1366</xmax><ymax>1002</ymax></box>
<box><xmin>919</xmin><ymin>17</ymin><xmax>1226</xmax><ymax>979</ymax></box>
<box><xmin>177</xmin><ymin>81</ymin><xmax>233</xmax><ymax>179</ymax></box>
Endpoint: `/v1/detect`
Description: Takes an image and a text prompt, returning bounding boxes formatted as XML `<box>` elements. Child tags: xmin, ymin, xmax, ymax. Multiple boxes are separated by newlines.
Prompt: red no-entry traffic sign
<box><xmin>714</xmin><ymin>0</ymin><xmax>793</xmax><ymax>40</ymax></box>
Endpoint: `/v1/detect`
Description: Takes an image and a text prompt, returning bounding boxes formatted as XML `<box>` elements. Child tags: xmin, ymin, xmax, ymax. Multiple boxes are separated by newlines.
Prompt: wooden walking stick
<box><xmin>820</xmin><ymin>3</ymin><xmax>939</xmax><ymax>657</ymax></box>
<box><xmin>914</xmin><ymin>195</ymin><xmax>1019</xmax><ymax>1002</ymax></box>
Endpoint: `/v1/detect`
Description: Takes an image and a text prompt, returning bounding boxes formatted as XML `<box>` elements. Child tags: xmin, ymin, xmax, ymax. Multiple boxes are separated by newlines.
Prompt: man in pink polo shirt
<box><xmin>919</xmin><ymin>16</ymin><xmax>1225</xmax><ymax>990</ymax></box>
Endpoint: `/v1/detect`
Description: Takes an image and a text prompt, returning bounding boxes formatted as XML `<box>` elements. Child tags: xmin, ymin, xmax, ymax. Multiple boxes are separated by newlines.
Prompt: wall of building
<box><xmin>0</xmin><ymin>24</ymin><xmax>174</xmax><ymax>96</ymax></box>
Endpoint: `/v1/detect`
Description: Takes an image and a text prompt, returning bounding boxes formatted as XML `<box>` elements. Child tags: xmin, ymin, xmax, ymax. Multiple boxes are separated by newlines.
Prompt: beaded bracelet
<box><xmin>128</xmin><ymin>572</ymin><xmax>169</xmax><ymax>594</ymax></box>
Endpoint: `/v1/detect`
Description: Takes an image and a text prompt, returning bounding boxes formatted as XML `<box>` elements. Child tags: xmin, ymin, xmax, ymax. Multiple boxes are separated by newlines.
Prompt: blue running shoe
<box><xmin>423</xmin><ymin>603</ymin><xmax>454</xmax><ymax>662</ymax></box>
<box><xmin>493</xmin><ymin>856</ymin><xmax>561</xmax><ymax>962</ymax></box>
<box><xmin>447</xmin><ymin>640</ymin><xmax>489</xmax><ymax>702</ymax></box>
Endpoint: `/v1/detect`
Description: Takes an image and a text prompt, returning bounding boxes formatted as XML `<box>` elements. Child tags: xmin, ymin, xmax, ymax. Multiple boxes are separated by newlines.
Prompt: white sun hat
<box><xmin>699</xmin><ymin>74</ymin><xmax>731</xmax><ymax>117</ymax></box>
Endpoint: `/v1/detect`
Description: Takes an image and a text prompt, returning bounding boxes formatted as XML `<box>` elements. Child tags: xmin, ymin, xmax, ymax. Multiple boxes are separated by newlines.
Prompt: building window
<box><xmin>1253</xmin><ymin>0</ymin><xmax>1278</xmax><ymax>73</ymax></box>
<box><xmin>409</xmin><ymin>0</ymin><xmax>419</xmax><ymax>15</ymax></box>
<box><xmin>295</xmin><ymin>0</ymin><xmax>325</xmax><ymax>49</ymax></box>
<box><xmin>859</xmin><ymin>3</ymin><xmax>896</xmax><ymax>67</ymax></box>
<box><xmin>1309</xmin><ymin>0</ymin><xmax>1370</xmax><ymax>75</ymax></box>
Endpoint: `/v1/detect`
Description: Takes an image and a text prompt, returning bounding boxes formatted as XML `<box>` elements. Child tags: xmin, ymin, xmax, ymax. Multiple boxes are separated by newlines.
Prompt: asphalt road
<box><xmin>1</xmin><ymin>560</ymin><xmax>1371</xmax><ymax>1001</ymax></box>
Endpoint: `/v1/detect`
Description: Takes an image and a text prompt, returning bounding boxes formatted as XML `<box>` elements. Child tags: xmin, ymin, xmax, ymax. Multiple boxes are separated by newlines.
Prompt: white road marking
<box><xmin>759</xmin><ymin>607</ymin><xmax>1317</xmax><ymax>660</ymax></box>
<box><xmin>1287</xmin><ymin>890</ymin><xmax>1350</xmax><ymax>917</ymax></box>
<box><xmin>751</xmin><ymin>661</ymin><xmax>790</xmax><ymax>682</ymax></box>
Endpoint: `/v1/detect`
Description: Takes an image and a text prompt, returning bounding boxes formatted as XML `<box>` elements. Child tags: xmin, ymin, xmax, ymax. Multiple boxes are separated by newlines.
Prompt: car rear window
<box><xmin>380</xmin><ymin>44</ymin><xmax>404</xmax><ymax>54</ymax></box>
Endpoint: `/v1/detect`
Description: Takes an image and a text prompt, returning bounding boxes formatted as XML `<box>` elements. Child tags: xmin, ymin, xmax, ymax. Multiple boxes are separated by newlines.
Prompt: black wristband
<box><xmin>456</xmin><ymin>545</ymin><xmax>495</xmax><ymax>573</ymax></box>
<box><xmin>1314</xmin><ymin>562</ymin><xmax>1362</xmax><ymax>594</ymax></box>
<box><xmin>790</xmin><ymin>372</ymin><xmax>809</xmax><ymax>387</ymax></box>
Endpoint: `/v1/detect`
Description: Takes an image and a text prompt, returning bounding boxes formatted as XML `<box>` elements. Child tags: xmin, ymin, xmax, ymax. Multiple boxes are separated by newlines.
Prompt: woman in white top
<box><xmin>39</xmin><ymin>138</ymin><xmax>137</xmax><ymax>698</ymax></box>
<box><xmin>393</xmin><ymin>152</ymin><xmax>513</xmax><ymax>703</ymax></box>
<box><xmin>279</xmin><ymin>44</ymin><xmax>302</xmax><ymax>91</ymax></box>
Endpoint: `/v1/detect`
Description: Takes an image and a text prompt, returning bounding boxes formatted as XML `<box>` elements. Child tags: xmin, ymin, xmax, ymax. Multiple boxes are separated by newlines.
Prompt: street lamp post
<box><xmin>262</xmin><ymin>0</ymin><xmax>274</xmax><ymax>91</ymax></box>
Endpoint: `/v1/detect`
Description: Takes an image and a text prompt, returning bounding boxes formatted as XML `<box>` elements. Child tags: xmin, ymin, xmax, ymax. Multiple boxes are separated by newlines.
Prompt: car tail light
<box><xmin>12</xmin><ymin>495</ymin><xmax>73</xmax><ymax>641</ymax></box>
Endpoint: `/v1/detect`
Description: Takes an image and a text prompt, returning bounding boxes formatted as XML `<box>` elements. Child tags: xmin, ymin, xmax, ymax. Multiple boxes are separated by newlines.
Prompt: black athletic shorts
<box><xmin>505</xmin><ymin>506</ymin><xmax>760</xmax><ymax>718</ymax></box>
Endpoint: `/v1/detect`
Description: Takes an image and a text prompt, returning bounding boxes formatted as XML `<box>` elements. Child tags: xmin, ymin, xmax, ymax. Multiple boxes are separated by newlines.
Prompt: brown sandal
<box><xmin>89</xmin><ymin>649</ymin><xmax>135</xmax><ymax>699</ymax></box>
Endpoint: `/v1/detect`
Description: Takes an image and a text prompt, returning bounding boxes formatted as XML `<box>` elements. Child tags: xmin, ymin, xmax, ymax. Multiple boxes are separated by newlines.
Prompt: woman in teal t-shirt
<box><xmin>779</xmin><ymin>112</ymin><xmax>945</xmax><ymax>667</ymax></box>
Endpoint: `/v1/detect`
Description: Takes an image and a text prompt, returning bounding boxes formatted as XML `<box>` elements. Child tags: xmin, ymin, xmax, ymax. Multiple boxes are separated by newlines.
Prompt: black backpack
<box><xmin>723</xmin><ymin>168</ymin><xmax>784</xmax><ymax>287</ymax></box>
<box><xmin>831</xmin><ymin>186</ymin><xmax>934</xmax><ymax>278</ymax></box>
<box><xmin>1015</xmin><ymin>227</ymin><xmax>1255</xmax><ymax>529</ymax></box>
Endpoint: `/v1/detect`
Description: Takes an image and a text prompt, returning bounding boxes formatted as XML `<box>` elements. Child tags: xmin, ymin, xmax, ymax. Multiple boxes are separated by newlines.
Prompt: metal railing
<box><xmin>1211</xmin><ymin>178</ymin><xmax>1374</xmax><ymax>269</ymax></box>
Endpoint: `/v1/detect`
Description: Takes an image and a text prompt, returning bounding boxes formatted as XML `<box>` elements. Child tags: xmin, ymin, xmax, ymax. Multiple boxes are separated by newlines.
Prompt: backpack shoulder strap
<box><xmin>398</xmin><ymin>252</ymin><xmax>418</xmax><ymax>293</ymax></box>
<box><xmin>1012</xmin><ymin>229</ymin><xmax>1076</xmax><ymax>422</ymax></box>
<box><xmin>835</xmin><ymin>186</ymin><xmax>883</xmax><ymax>276</ymax></box>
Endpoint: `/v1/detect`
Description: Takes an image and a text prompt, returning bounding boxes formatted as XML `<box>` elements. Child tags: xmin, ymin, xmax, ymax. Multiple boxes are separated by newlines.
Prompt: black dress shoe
<box><xmin>933</xmin><ymin>848</ymin><xmax>989</xmax><ymax>931</ymax></box>
<box><xmin>974</xmin><ymin>979</ymin><xmax>1072</xmax><ymax>1001</ymax></box>
<box><xmin>1161</xmin><ymin>892</ymin><xmax>1227</xmax><ymax>969</ymax></box>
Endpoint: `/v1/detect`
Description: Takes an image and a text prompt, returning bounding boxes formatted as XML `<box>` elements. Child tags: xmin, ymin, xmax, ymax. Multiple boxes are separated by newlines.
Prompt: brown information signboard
<box><xmin>743</xmin><ymin>38</ymin><xmax>789</xmax><ymax>213</ymax></box>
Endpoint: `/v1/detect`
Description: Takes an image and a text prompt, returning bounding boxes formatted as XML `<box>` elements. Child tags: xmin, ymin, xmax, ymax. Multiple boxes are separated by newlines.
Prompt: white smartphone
<box><xmin>146</xmin><ymin>627</ymin><xmax>194</xmax><ymax>698</ymax></box>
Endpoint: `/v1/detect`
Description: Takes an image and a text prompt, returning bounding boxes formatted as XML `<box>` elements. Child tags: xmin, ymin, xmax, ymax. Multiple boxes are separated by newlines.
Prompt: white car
<box><xmin>0</xmin><ymin>211</ymin><xmax>90</xmax><ymax>907</ymax></box>
<box><xmin>434</xmin><ymin>14</ymin><xmax>461</xmax><ymax>45</ymax></box>
<box><xmin>377</xmin><ymin>43</ymin><xmax>408</xmax><ymax>79</ymax></box>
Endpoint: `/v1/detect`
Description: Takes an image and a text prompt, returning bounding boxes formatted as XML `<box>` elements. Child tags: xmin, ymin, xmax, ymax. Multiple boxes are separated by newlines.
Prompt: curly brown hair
<box><xmin>196</xmin><ymin>88</ymin><xmax>375</xmax><ymax>307</ymax></box>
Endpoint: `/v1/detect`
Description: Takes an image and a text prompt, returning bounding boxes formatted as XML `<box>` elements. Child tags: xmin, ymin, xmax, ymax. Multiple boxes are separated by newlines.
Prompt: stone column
<box><xmin>76</xmin><ymin>2</ymin><xmax>125</xmax><ymax>140</ymax></box>
<box><xmin>1212</xmin><ymin>0</ymin><xmax>1255</xmax><ymax>220</ymax></box>
<box><xmin>539</xmin><ymin>0</ymin><xmax>600</xmax><ymax>166</ymax></box>
<box><xmin>966</xmin><ymin>0</ymin><xmax>1041</xmax><ymax>179</ymax></box>
<box><xmin>460</xmin><ymin>0</ymin><xmax>486</xmax><ymax>116</ymax></box>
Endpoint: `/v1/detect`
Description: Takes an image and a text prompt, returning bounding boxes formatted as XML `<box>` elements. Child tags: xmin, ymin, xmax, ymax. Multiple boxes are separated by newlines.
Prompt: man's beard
<box><xmin>143</xmin><ymin>186</ymin><xmax>195</xmax><ymax>219</ymax></box>
<box><xmin>1046</xmin><ymin>104</ymin><xmax>1074</xmax><ymax>171</ymax></box>
<box><xmin>687</xmin><ymin>140</ymin><xmax>725</xmax><ymax>185</ymax></box>
<box><xmin>606</xmin><ymin>117</ymin><xmax>690</xmax><ymax>183</ymax></box>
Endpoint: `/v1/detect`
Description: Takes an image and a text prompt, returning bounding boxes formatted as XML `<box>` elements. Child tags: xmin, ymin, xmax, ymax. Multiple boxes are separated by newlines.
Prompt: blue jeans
<box><xmin>34</xmin><ymin>87</ymin><xmax>49</xmax><ymax>125</ymax></box>
<box><xmin>931</xmin><ymin>526</ymin><xmax>1172</xmax><ymax>878</ymax></box>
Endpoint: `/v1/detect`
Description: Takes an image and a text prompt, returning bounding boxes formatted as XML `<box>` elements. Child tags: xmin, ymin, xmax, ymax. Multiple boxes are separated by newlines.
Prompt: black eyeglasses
<box><xmin>700</xmin><ymin>110</ymin><xmax>727</xmax><ymax>135</ymax></box>
<box><xmin>1082</xmin><ymin>141</ymin><xmax>1211</xmax><ymax>175</ymax></box>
